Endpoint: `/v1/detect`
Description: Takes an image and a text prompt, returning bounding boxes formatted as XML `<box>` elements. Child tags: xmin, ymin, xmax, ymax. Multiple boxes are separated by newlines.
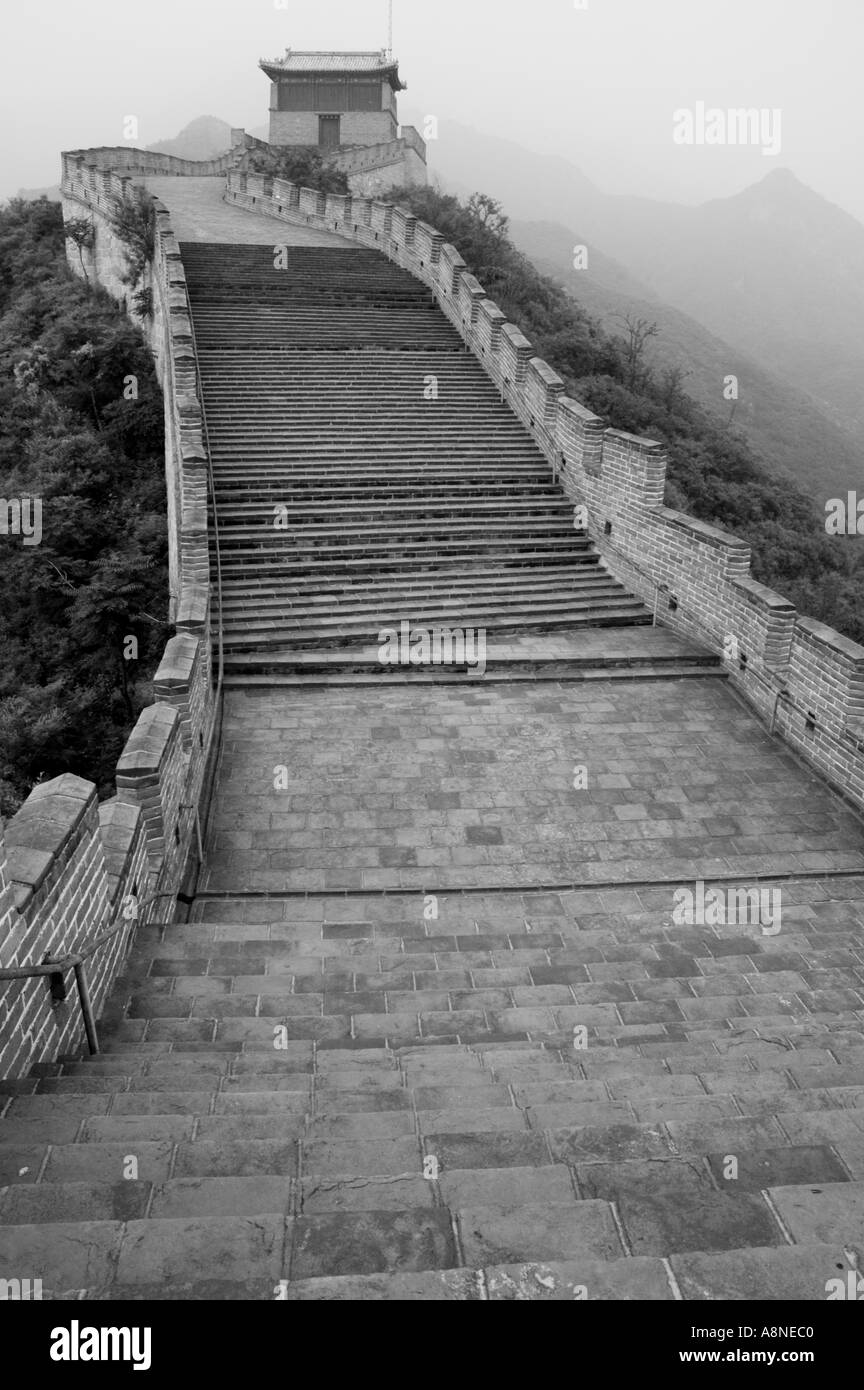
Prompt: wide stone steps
<box><xmin>215</xmin><ymin>574</ymin><xmax>630</xmax><ymax>614</ymax></box>
<box><xmin>3</xmin><ymin>881</ymin><xmax>864</xmax><ymax>1297</ymax></box>
<box><xmin>219</xmin><ymin>650</ymin><xmax>716</xmax><ymax>685</ymax></box>
<box><xmin>215</xmin><ymin>553</ymin><xmax>604</xmax><ymax>583</ymax></box>
<box><xmin>211</xmin><ymin>480</ymin><xmax>562</xmax><ymax>499</ymax></box>
<box><xmin>207</xmin><ymin>427</ymin><xmax>543</xmax><ymax>444</ymax></box>
<box><xmin>218</xmin><ymin>606</ymin><xmax>651</xmax><ymax>652</ymax></box>
<box><xmin>192</xmin><ymin>317</ymin><xmax>460</xmax><ymax>349</ymax></box>
<box><xmin>213</xmin><ymin>561</ymin><xmax>602</xmax><ymax>594</ymax></box>
<box><xmin>215</xmin><ymin>521</ymin><xmax>582</xmax><ymax>548</ymax></box>
<box><xmin>178</xmin><ymin>243</ymin><xmax>678</xmax><ymax>682</ymax></box>
<box><xmin>216</xmin><ymin>498</ymin><xmax>575</xmax><ymax>523</ymax></box>
<box><xmin>215</xmin><ymin>539</ymin><xmax>598</xmax><ymax>568</ymax></box>
<box><xmin>209</xmin><ymin>447</ymin><xmax>554</xmax><ymax>462</ymax></box>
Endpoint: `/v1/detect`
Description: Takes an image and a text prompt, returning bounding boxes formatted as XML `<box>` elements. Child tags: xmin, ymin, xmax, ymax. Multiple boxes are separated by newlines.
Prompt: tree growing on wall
<box><xmin>239</xmin><ymin>145</ymin><xmax>350</xmax><ymax>195</ymax></box>
<box><xmin>109</xmin><ymin>188</ymin><xmax>156</xmax><ymax>317</ymax></box>
<box><xmin>64</xmin><ymin>217</ymin><xmax>95</xmax><ymax>282</ymax></box>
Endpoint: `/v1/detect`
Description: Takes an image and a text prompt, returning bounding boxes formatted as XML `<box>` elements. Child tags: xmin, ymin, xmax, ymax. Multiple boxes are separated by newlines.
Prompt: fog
<box><xmin>1</xmin><ymin>0</ymin><xmax>861</xmax><ymax>222</ymax></box>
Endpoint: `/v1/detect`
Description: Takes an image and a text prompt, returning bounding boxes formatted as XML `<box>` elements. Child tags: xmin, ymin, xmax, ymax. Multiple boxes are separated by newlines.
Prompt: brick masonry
<box><xmin>0</xmin><ymin>779</ymin><xmax>144</xmax><ymax>1078</ymax></box>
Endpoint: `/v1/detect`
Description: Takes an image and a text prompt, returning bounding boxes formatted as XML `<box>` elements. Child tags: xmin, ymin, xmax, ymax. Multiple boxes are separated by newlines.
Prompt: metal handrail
<box><xmin>594</xmin><ymin>533</ymin><xmax>671</xmax><ymax>627</ymax></box>
<box><xmin>182</xmin><ymin>271</ymin><xmax>225</xmax><ymax>698</ymax></box>
<box><xmin>0</xmin><ymin>889</ymin><xmax>180</xmax><ymax>1055</ymax></box>
<box><xmin>181</xmin><ymin>259</ymin><xmax>226</xmax><ymax>861</ymax></box>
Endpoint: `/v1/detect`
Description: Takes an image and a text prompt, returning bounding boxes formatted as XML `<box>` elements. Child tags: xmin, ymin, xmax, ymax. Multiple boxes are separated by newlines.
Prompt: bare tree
<box><xmin>615</xmin><ymin>314</ymin><xmax>659</xmax><ymax>392</ymax></box>
<box><xmin>659</xmin><ymin>364</ymin><xmax>692</xmax><ymax>413</ymax></box>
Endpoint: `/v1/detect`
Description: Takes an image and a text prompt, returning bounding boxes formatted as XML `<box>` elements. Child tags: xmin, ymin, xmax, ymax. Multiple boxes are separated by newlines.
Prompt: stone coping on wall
<box><xmin>60</xmin><ymin>135</ymin><xmax>263</xmax><ymax>182</ymax></box>
<box><xmin>4</xmin><ymin>775</ymin><xmax>95</xmax><ymax>915</ymax></box>
<box><xmin>56</xmin><ymin>156</ymin><xmax>218</xmax><ymax>890</ymax></box>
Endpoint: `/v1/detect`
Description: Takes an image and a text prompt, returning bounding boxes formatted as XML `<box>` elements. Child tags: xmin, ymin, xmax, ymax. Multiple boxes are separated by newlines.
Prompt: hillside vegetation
<box><xmin>511</xmin><ymin>217</ymin><xmax>864</xmax><ymax>504</ymax></box>
<box><xmin>0</xmin><ymin>199</ymin><xmax>169</xmax><ymax>817</ymax></box>
<box><xmin>397</xmin><ymin>186</ymin><xmax>864</xmax><ymax>647</ymax></box>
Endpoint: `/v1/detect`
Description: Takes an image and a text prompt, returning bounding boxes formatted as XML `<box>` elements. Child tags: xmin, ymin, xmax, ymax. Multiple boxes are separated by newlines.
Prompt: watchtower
<box><xmin>260</xmin><ymin>49</ymin><xmax>407</xmax><ymax>152</ymax></box>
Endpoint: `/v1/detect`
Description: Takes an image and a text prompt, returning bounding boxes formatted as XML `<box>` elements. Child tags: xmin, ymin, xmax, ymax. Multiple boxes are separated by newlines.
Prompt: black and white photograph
<box><xmin>0</xmin><ymin>0</ymin><xmax>863</xmax><ymax>1345</ymax></box>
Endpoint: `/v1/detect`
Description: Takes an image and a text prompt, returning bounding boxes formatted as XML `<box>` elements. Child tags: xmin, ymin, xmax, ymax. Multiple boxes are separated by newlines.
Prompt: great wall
<box><xmin>1</xmin><ymin>122</ymin><xmax>863</xmax><ymax>1299</ymax></box>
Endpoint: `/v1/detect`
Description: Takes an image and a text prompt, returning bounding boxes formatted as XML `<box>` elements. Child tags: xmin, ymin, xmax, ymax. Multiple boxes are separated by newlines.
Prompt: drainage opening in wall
<box><xmin>604</xmin><ymin>521</ymin><xmax>612</xmax><ymax>537</ymax></box>
<box><xmin>806</xmin><ymin>711</ymin><xmax>817</xmax><ymax>733</ymax></box>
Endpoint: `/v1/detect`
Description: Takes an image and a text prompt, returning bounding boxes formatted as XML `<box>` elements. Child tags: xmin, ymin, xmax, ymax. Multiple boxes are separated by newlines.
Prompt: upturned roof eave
<box><xmin>258</xmin><ymin>57</ymin><xmax>406</xmax><ymax>90</ymax></box>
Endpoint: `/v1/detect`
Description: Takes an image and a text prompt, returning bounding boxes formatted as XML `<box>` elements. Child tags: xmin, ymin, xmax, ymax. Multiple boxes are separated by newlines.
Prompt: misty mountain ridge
<box><xmin>146</xmin><ymin>115</ymin><xmax>271</xmax><ymax>160</ymax></box>
<box><xmin>512</xmin><ymin>216</ymin><xmax>864</xmax><ymax>502</ymax></box>
<box><xmin>419</xmin><ymin>119</ymin><xmax>864</xmax><ymax>442</ymax></box>
<box><xmin>146</xmin><ymin>115</ymin><xmax>235</xmax><ymax>161</ymax></box>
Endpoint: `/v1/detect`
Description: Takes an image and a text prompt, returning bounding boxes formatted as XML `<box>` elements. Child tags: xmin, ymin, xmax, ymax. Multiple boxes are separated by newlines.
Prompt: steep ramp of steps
<box><xmin>181</xmin><ymin>243</ymin><xmax>721</xmax><ymax>685</ymax></box>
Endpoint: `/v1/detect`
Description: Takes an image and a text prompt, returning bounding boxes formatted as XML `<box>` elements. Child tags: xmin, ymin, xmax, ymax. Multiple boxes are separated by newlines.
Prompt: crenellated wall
<box><xmin>223</xmin><ymin>169</ymin><xmax>864</xmax><ymax>817</ymax></box>
<box><xmin>60</xmin><ymin>133</ymin><xmax>264</xmax><ymax>183</ymax></box>
<box><xmin>331</xmin><ymin>128</ymin><xmax>428</xmax><ymax>195</ymax></box>
<box><xmin>0</xmin><ymin>156</ymin><xmax>221</xmax><ymax>1080</ymax></box>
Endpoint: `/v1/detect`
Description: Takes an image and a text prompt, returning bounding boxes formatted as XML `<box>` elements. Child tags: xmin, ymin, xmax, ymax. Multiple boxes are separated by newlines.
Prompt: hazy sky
<box><xmin>1</xmin><ymin>0</ymin><xmax>861</xmax><ymax>221</ymax></box>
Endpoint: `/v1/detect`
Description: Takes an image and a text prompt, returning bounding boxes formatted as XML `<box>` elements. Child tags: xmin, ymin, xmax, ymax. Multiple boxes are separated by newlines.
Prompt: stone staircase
<box><xmin>2</xmin><ymin>885</ymin><xmax>864</xmax><ymax>1299</ymax></box>
<box><xmin>4</xmin><ymin>219</ymin><xmax>862</xmax><ymax>1303</ymax></box>
<box><xmin>181</xmin><ymin>243</ymin><xmax>721</xmax><ymax>686</ymax></box>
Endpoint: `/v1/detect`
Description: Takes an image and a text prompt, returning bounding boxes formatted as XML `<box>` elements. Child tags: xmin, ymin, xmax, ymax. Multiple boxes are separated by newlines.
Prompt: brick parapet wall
<box><xmin>60</xmin><ymin>139</ymin><xmax>260</xmax><ymax>183</ymax></box>
<box><xmin>222</xmin><ymin>169</ymin><xmax>864</xmax><ymax>813</ymax></box>
<box><xmin>0</xmin><ymin>779</ymin><xmax>148</xmax><ymax>1078</ymax></box>
<box><xmin>0</xmin><ymin>157</ymin><xmax>222</xmax><ymax>1080</ymax></box>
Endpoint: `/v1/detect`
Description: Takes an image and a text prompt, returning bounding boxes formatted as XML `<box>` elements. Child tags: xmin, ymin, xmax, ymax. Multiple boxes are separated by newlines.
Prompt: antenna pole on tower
<box><xmin>387</xmin><ymin>0</ymin><xmax>393</xmax><ymax>58</ymax></box>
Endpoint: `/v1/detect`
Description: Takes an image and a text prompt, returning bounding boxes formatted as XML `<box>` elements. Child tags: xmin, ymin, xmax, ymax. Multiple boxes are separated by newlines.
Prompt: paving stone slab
<box><xmin>670</xmin><ymin>1243</ymin><xmax>856</xmax><ymax>1300</ymax></box>
<box><xmin>706</xmin><ymin>1145</ymin><xmax>850</xmax><ymax>1192</ymax></box>
<box><xmin>148</xmin><ymin>1177</ymin><xmax>294</xmax><ymax>1219</ymax></box>
<box><xmin>281</xmin><ymin>1269</ymin><xmax>480</xmax><ymax>1300</ymax></box>
<box><xmin>437</xmin><ymin>1164</ymin><xmax>575</xmax><ymax>1209</ymax></box>
<box><xmin>0</xmin><ymin>1181</ymin><xmax>151</xmax><ymax>1225</ymax></box>
<box><xmin>767</xmin><ymin>1180</ymin><xmax>864</xmax><ymax>1244</ymax></box>
<box><xmin>290</xmin><ymin>1209</ymin><xmax>457</xmax><ymax>1279</ymax></box>
<box><xmin>458</xmin><ymin>1200</ymin><xmax>622</xmax><ymax>1266</ymax></box>
<box><xmin>116</xmin><ymin>1215</ymin><xmax>287</xmax><ymax>1284</ymax></box>
<box><xmin>0</xmin><ymin>1220</ymin><xmax>122</xmax><ymax>1288</ymax></box>
<box><xmin>485</xmin><ymin>1257</ymin><xmax>673</xmax><ymax>1300</ymax></box>
<box><xmin>422</xmin><ymin>1131</ymin><xmax>550</xmax><ymax>1171</ymax></box>
<box><xmin>577</xmin><ymin>1158</ymin><xmax>785</xmax><ymax>1256</ymax></box>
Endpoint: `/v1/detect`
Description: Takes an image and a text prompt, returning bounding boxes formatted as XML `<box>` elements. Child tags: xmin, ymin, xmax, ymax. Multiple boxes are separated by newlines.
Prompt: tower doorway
<box><xmin>318</xmin><ymin>115</ymin><xmax>341</xmax><ymax>151</ymax></box>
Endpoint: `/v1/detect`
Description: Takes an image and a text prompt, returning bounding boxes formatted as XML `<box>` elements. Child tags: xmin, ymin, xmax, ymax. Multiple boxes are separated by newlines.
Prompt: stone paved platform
<box><xmin>142</xmin><ymin>177</ymin><xmax>351</xmax><ymax>246</ymax></box>
<box><xmin>204</xmin><ymin>678</ymin><xmax>864</xmax><ymax>893</ymax></box>
<box><xmin>3</xmin><ymin>879</ymin><xmax>864</xmax><ymax>1299</ymax></box>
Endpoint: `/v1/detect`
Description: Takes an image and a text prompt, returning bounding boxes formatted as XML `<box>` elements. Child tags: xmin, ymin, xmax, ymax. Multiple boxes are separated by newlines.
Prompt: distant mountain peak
<box><xmin>146</xmin><ymin>115</ymin><xmax>233</xmax><ymax>161</ymax></box>
<box><xmin>748</xmin><ymin>167</ymin><xmax>815</xmax><ymax>202</ymax></box>
<box><xmin>758</xmin><ymin>166</ymin><xmax>803</xmax><ymax>187</ymax></box>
